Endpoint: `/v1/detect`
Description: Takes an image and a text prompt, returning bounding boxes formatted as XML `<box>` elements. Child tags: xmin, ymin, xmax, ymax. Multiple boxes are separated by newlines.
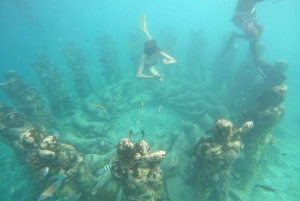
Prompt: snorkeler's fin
<box><xmin>257</xmin><ymin>63</ymin><xmax>287</xmax><ymax>86</ymax></box>
<box><xmin>250</xmin><ymin>41</ymin><xmax>286</xmax><ymax>86</ymax></box>
<box><xmin>140</xmin><ymin>13</ymin><xmax>147</xmax><ymax>33</ymax></box>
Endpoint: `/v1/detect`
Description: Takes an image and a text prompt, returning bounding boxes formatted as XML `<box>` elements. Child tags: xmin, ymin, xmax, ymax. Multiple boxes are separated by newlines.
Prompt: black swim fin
<box><xmin>257</xmin><ymin>63</ymin><xmax>286</xmax><ymax>86</ymax></box>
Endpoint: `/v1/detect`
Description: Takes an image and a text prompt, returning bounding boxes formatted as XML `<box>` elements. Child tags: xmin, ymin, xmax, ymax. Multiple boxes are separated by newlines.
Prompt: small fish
<box><xmin>96</xmin><ymin>164</ymin><xmax>112</xmax><ymax>175</ymax></box>
<box><xmin>99</xmin><ymin>57</ymin><xmax>108</xmax><ymax>62</ymax></box>
<box><xmin>101</xmin><ymin>71</ymin><xmax>105</xmax><ymax>75</ymax></box>
<box><xmin>91</xmin><ymin>155</ymin><xmax>93</xmax><ymax>161</ymax></box>
<box><xmin>35</xmin><ymin>167</ymin><xmax>49</xmax><ymax>183</ymax></box>
<box><xmin>2</xmin><ymin>159</ymin><xmax>12</xmax><ymax>164</ymax></box>
<box><xmin>141</xmin><ymin>130</ymin><xmax>145</xmax><ymax>140</ymax></box>
<box><xmin>92</xmin><ymin>104</ymin><xmax>107</xmax><ymax>111</ymax></box>
<box><xmin>137</xmin><ymin>192</ymin><xmax>151</xmax><ymax>199</ymax></box>
<box><xmin>255</xmin><ymin>184</ymin><xmax>276</xmax><ymax>192</ymax></box>
<box><xmin>136</xmin><ymin>120</ymin><xmax>141</xmax><ymax>125</ymax></box>
<box><xmin>282</xmin><ymin>153</ymin><xmax>287</xmax><ymax>156</ymax></box>
<box><xmin>4</xmin><ymin>163</ymin><xmax>12</xmax><ymax>169</ymax></box>
<box><xmin>153</xmin><ymin>105</ymin><xmax>162</xmax><ymax>115</ymax></box>
<box><xmin>140</xmin><ymin>101</ymin><xmax>144</xmax><ymax>114</ymax></box>
<box><xmin>273</xmin><ymin>0</ymin><xmax>281</xmax><ymax>3</ymax></box>
<box><xmin>74</xmin><ymin>192</ymin><xmax>82</xmax><ymax>200</ymax></box>
<box><xmin>53</xmin><ymin>131</ymin><xmax>61</xmax><ymax>138</ymax></box>
<box><xmin>129</xmin><ymin>130</ymin><xmax>133</xmax><ymax>139</ymax></box>
<box><xmin>37</xmin><ymin>177</ymin><xmax>65</xmax><ymax>201</ymax></box>
<box><xmin>215</xmin><ymin>186</ymin><xmax>225</xmax><ymax>195</ymax></box>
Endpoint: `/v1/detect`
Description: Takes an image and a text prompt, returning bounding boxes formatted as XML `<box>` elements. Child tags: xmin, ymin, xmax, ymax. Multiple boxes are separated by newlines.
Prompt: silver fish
<box><xmin>74</xmin><ymin>192</ymin><xmax>82</xmax><ymax>200</ymax></box>
<box><xmin>35</xmin><ymin>167</ymin><xmax>49</xmax><ymax>183</ymax></box>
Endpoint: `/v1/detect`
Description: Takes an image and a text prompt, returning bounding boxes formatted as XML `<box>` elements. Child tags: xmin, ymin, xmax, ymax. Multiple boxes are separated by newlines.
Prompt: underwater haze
<box><xmin>0</xmin><ymin>0</ymin><xmax>300</xmax><ymax>201</ymax></box>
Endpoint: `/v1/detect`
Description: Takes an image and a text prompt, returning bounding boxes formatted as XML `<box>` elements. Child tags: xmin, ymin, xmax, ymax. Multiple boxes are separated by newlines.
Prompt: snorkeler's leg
<box><xmin>140</xmin><ymin>13</ymin><xmax>152</xmax><ymax>40</ymax></box>
<box><xmin>220</xmin><ymin>32</ymin><xmax>247</xmax><ymax>57</ymax></box>
<box><xmin>149</xmin><ymin>66</ymin><xmax>163</xmax><ymax>82</ymax></box>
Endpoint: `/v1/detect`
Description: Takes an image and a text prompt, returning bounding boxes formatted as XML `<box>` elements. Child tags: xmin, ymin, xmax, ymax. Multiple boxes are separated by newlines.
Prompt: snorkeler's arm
<box><xmin>159</xmin><ymin>51</ymin><xmax>176</xmax><ymax>65</ymax></box>
<box><xmin>136</xmin><ymin>55</ymin><xmax>156</xmax><ymax>79</ymax></box>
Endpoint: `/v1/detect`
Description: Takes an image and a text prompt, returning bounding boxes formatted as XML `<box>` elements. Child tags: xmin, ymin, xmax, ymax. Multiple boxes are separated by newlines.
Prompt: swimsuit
<box><xmin>232</xmin><ymin>10</ymin><xmax>264</xmax><ymax>33</ymax></box>
<box><xmin>144</xmin><ymin>54</ymin><xmax>159</xmax><ymax>69</ymax></box>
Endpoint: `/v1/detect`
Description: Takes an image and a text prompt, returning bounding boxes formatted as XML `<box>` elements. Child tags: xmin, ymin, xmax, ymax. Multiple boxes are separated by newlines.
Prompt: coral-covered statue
<box><xmin>19</xmin><ymin>128</ymin><xmax>93</xmax><ymax>191</ymax></box>
<box><xmin>191</xmin><ymin>119</ymin><xmax>253</xmax><ymax>201</ymax></box>
<box><xmin>0</xmin><ymin>70</ymin><xmax>55</xmax><ymax>128</ymax></box>
<box><xmin>111</xmin><ymin>131</ymin><xmax>166</xmax><ymax>201</ymax></box>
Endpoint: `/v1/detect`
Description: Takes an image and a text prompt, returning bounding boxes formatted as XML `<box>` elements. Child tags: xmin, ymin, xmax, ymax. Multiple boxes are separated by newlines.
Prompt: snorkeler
<box><xmin>136</xmin><ymin>14</ymin><xmax>176</xmax><ymax>82</ymax></box>
<box><xmin>221</xmin><ymin>0</ymin><xmax>286</xmax><ymax>86</ymax></box>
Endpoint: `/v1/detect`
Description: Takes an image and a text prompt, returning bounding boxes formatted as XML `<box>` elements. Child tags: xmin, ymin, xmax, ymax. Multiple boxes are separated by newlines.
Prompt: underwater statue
<box><xmin>20</xmin><ymin>128</ymin><xmax>93</xmax><ymax>192</ymax></box>
<box><xmin>0</xmin><ymin>103</ymin><xmax>93</xmax><ymax>200</ymax></box>
<box><xmin>187</xmin><ymin>119</ymin><xmax>253</xmax><ymax>201</ymax></box>
<box><xmin>31</xmin><ymin>52</ymin><xmax>73</xmax><ymax>116</ymax></box>
<box><xmin>0</xmin><ymin>70</ymin><xmax>55</xmax><ymax>129</ymax></box>
<box><xmin>128</xmin><ymin>29</ymin><xmax>144</xmax><ymax>77</ymax></box>
<box><xmin>237</xmin><ymin>85</ymin><xmax>287</xmax><ymax>192</ymax></box>
<box><xmin>97</xmin><ymin>32</ymin><xmax>122</xmax><ymax>83</ymax></box>
<box><xmin>61</xmin><ymin>41</ymin><xmax>94</xmax><ymax>98</ymax></box>
<box><xmin>111</xmin><ymin>130</ymin><xmax>166</xmax><ymax>201</ymax></box>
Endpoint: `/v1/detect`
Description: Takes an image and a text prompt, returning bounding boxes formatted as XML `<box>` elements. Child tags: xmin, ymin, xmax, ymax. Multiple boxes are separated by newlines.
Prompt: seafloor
<box><xmin>0</xmin><ymin>74</ymin><xmax>299</xmax><ymax>201</ymax></box>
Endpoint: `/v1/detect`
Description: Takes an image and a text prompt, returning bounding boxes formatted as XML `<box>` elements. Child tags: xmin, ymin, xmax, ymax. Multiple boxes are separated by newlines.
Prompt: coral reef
<box><xmin>187</xmin><ymin>119</ymin><xmax>253</xmax><ymax>201</ymax></box>
<box><xmin>154</xmin><ymin>80</ymin><xmax>230</xmax><ymax>129</ymax></box>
